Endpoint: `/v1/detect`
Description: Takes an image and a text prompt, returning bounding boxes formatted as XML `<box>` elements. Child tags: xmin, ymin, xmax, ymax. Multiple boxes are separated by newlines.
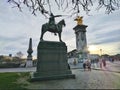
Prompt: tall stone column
<box><xmin>73</xmin><ymin>16</ymin><xmax>88</xmax><ymax>60</ymax></box>
<box><xmin>26</xmin><ymin>38</ymin><xmax>33</xmax><ymax>67</ymax></box>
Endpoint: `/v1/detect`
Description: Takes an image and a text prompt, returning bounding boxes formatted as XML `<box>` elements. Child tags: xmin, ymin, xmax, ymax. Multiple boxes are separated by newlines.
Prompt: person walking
<box><xmin>99</xmin><ymin>57</ymin><xmax>102</xmax><ymax>68</ymax></box>
<box><xmin>87</xmin><ymin>60</ymin><xmax>91</xmax><ymax>71</ymax></box>
<box><xmin>102</xmin><ymin>58</ymin><xmax>106</xmax><ymax>67</ymax></box>
<box><xmin>83</xmin><ymin>61</ymin><xmax>86</xmax><ymax>71</ymax></box>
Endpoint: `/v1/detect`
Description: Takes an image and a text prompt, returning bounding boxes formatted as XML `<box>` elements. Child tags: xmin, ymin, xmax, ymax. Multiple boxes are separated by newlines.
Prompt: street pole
<box><xmin>100</xmin><ymin>49</ymin><xmax>102</xmax><ymax>56</ymax></box>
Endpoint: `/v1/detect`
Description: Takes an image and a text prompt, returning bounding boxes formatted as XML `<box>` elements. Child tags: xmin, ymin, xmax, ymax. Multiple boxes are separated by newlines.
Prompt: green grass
<box><xmin>0</xmin><ymin>72</ymin><xmax>30</xmax><ymax>90</ymax></box>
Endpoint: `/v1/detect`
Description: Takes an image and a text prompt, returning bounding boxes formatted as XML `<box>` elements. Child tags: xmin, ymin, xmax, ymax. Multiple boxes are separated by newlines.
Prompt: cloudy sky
<box><xmin>0</xmin><ymin>1</ymin><xmax>120</xmax><ymax>58</ymax></box>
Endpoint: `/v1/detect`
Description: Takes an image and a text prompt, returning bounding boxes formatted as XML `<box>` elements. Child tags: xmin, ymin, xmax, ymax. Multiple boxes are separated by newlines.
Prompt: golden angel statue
<box><xmin>74</xmin><ymin>16</ymin><xmax>83</xmax><ymax>25</ymax></box>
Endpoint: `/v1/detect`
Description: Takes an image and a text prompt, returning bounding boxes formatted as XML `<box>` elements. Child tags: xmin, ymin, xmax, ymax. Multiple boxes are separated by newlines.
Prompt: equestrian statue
<box><xmin>40</xmin><ymin>13</ymin><xmax>66</xmax><ymax>42</ymax></box>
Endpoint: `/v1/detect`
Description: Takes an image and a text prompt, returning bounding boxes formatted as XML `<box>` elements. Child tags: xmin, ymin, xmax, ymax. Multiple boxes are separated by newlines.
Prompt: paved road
<box><xmin>0</xmin><ymin>61</ymin><xmax>120</xmax><ymax>89</ymax></box>
<box><xmin>26</xmin><ymin>67</ymin><xmax>120</xmax><ymax>89</ymax></box>
<box><xmin>69</xmin><ymin>60</ymin><xmax>120</xmax><ymax>73</ymax></box>
<box><xmin>0</xmin><ymin>67</ymin><xmax>36</xmax><ymax>73</ymax></box>
<box><xmin>26</xmin><ymin>61</ymin><xmax>120</xmax><ymax>89</ymax></box>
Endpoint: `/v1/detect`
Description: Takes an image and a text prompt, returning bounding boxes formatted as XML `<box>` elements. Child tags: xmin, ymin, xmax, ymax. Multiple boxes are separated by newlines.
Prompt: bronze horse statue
<box><xmin>40</xmin><ymin>19</ymin><xmax>66</xmax><ymax>42</ymax></box>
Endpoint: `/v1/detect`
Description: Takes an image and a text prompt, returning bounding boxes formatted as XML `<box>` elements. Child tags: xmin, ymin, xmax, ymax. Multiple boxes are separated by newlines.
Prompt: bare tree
<box><xmin>8</xmin><ymin>0</ymin><xmax>120</xmax><ymax>16</ymax></box>
<box><xmin>16</xmin><ymin>51</ymin><xmax>24</xmax><ymax>58</ymax></box>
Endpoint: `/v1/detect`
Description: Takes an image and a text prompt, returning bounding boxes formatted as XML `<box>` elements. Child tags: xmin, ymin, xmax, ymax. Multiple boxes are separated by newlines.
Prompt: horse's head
<box><xmin>62</xmin><ymin>19</ymin><xmax>66</xmax><ymax>27</ymax></box>
<box><xmin>58</xmin><ymin>19</ymin><xmax>66</xmax><ymax>27</ymax></box>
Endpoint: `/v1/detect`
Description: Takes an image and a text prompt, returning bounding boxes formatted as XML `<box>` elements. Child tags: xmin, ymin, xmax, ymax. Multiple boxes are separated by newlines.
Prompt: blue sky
<box><xmin>0</xmin><ymin>1</ymin><xmax>120</xmax><ymax>58</ymax></box>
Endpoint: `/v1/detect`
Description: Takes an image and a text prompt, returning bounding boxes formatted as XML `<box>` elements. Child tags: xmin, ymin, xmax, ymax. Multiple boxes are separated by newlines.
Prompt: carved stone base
<box><xmin>26</xmin><ymin>57</ymin><xmax>33</xmax><ymax>67</ymax></box>
<box><xmin>31</xmin><ymin>41</ymin><xmax>75</xmax><ymax>81</ymax></box>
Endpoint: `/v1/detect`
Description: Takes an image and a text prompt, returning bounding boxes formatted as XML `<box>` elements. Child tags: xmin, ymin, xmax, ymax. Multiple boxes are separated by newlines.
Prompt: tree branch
<box><xmin>8</xmin><ymin>0</ymin><xmax>120</xmax><ymax>17</ymax></box>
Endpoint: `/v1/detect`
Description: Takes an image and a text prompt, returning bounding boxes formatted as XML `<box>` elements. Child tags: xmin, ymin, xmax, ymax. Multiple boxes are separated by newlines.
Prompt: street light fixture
<box><xmin>100</xmin><ymin>49</ymin><xmax>102</xmax><ymax>56</ymax></box>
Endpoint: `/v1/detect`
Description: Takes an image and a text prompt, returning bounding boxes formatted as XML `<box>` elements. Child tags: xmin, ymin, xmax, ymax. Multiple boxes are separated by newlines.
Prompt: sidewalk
<box><xmin>25</xmin><ymin>67</ymin><xmax>120</xmax><ymax>89</ymax></box>
<box><xmin>0</xmin><ymin>67</ymin><xmax>36</xmax><ymax>73</ymax></box>
<box><xmin>69</xmin><ymin>60</ymin><xmax>100</xmax><ymax>69</ymax></box>
<box><xmin>69</xmin><ymin>61</ymin><xmax>120</xmax><ymax>73</ymax></box>
<box><xmin>102</xmin><ymin>61</ymin><xmax>120</xmax><ymax>73</ymax></box>
<box><xmin>0</xmin><ymin>61</ymin><xmax>120</xmax><ymax>89</ymax></box>
<box><xmin>0</xmin><ymin>61</ymin><xmax>119</xmax><ymax>73</ymax></box>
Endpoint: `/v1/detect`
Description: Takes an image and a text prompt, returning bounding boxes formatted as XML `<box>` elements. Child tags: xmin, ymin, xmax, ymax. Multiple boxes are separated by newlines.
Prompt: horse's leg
<box><xmin>40</xmin><ymin>33</ymin><xmax>43</xmax><ymax>41</ymax></box>
<box><xmin>40</xmin><ymin>29</ymin><xmax>45</xmax><ymax>41</ymax></box>
<box><xmin>58</xmin><ymin>32</ymin><xmax>62</xmax><ymax>42</ymax></box>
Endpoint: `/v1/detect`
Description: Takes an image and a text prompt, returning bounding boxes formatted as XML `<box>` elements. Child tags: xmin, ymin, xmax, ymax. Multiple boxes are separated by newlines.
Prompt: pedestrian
<box><xmin>83</xmin><ymin>61</ymin><xmax>86</xmax><ymax>71</ymax></box>
<box><xmin>112</xmin><ymin>58</ymin><xmax>114</xmax><ymax>62</ymax></box>
<box><xmin>73</xmin><ymin>58</ymin><xmax>77</xmax><ymax>65</ymax></box>
<box><xmin>86</xmin><ymin>60</ymin><xmax>91</xmax><ymax>71</ymax></box>
<box><xmin>99</xmin><ymin>57</ymin><xmax>102</xmax><ymax>68</ymax></box>
<box><xmin>102</xmin><ymin>58</ymin><xmax>106</xmax><ymax>67</ymax></box>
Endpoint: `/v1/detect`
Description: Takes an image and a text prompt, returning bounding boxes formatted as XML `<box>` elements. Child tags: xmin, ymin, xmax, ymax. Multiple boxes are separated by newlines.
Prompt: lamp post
<box><xmin>73</xmin><ymin>16</ymin><xmax>88</xmax><ymax>62</ymax></box>
<box><xmin>100</xmin><ymin>49</ymin><xmax>102</xmax><ymax>56</ymax></box>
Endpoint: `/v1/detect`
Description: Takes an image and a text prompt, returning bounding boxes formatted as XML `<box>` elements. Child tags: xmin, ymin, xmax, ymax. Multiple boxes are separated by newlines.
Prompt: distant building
<box><xmin>68</xmin><ymin>50</ymin><xmax>100</xmax><ymax>60</ymax></box>
<box><xmin>88</xmin><ymin>54</ymin><xmax>100</xmax><ymax>60</ymax></box>
<box><xmin>67</xmin><ymin>49</ymin><xmax>77</xmax><ymax>58</ymax></box>
<box><xmin>110</xmin><ymin>54</ymin><xmax>120</xmax><ymax>61</ymax></box>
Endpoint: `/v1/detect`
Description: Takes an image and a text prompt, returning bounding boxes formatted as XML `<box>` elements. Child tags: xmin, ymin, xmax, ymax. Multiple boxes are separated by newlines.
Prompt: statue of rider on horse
<box><xmin>40</xmin><ymin>13</ymin><xmax>66</xmax><ymax>42</ymax></box>
<box><xmin>48</xmin><ymin>13</ymin><xmax>62</xmax><ymax>35</ymax></box>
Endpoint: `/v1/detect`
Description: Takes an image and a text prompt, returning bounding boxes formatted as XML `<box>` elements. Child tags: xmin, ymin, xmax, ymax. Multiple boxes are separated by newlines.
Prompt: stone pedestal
<box><xmin>26</xmin><ymin>55</ymin><xmax>33</xmax><ymax>67</ymax></box>
<box><xmin>31</xmin><ymin>41</ymin><xmax>75</xmax><ymax>81</ymax></box>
